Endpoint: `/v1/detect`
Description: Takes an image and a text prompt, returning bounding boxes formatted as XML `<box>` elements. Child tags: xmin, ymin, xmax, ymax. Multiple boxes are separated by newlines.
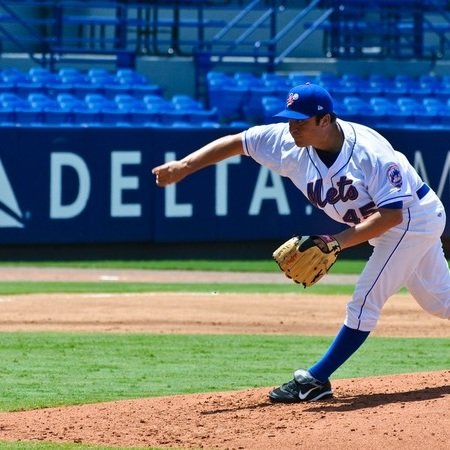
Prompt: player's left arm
<box><xmin>333</xmin><ymin>207</ymin><xmax>403</xmax><ymax>250</ymax></box>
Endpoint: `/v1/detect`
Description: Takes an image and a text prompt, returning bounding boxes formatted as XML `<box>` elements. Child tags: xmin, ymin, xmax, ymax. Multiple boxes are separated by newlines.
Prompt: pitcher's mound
<box><xmin>0</xmin><ymin>370</ymin><xmax>448</xmax><ymax>449</ymax></box>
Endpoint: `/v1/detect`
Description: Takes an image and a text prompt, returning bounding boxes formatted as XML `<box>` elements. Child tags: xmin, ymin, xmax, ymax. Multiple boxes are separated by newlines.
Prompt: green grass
<box><xmin>0</xmin><ymin>258</ymin><xmax>363</xmax><ymax>295</ymax></box>
<box><xmin>0</xmin><ymin>280</ymin><xmax>358</xmax><ymax>295</ymax></box>
<box><xmin>0</xmin><ymin>258</ymin><xmax>446</xmax><ymax>450</ymax></box>
<box><xmin>0</xmin><ymin>259</ymin><xmax>367</xmax><ymax>273</ymax></box>
<box><xmin>1</xmin><ymin>332</ymin><xmax>449</xmax><ymax>413</ymax></box>
<box><xmin>0</xmin><ymin>444</ymin><xmax>155</xmax><ymax>450</ymax></box>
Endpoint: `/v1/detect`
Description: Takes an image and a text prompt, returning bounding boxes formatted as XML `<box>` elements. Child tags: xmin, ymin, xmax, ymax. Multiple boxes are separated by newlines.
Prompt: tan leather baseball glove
<box><xmin>272</xmin><ymin>235</ymin><xmax>341</xmax><ymax>287</ymax></box>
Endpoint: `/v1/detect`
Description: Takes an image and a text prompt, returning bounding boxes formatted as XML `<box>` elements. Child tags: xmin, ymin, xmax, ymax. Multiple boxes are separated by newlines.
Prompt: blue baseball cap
<box><xmin>274</xmin><ymin>83</ymin><xmax>334</xmax><ymax>120</ymax></box>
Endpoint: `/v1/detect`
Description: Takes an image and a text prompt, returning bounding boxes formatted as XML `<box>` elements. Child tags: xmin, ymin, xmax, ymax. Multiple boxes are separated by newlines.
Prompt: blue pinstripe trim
<box><xmin>356</xmin><ymin>208</ymin><xmax>411</xmax><ymax>330</ymax></box>
<box><xmin>332</xmin><ymin>122</ymin><xmax>356</xmax><ymax>178</ymax></box>
<box><xmin>307</xmin><ymin>147</ymin><xmax>322</xmax><ymax>177</ymax></box>
<box><xmin>378</xmin><ymin>194</ymin><xmax>412</xmax><ymax>208</ymax></box>
<box><xmin>330</xmin><ymin>123</ymin><xmax>356</xmax><ymax>216</ymax></box>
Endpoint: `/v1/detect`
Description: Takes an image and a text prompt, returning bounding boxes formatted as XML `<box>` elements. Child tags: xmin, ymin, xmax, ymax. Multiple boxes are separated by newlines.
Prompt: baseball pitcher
<box><xmin>152</xmin><ymin>82</ymin><xmax>450</xmax><ymax>402</ymax></box>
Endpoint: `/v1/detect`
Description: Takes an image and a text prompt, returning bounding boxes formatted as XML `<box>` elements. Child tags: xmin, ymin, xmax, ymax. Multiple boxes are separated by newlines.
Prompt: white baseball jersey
<box><xmin>242</xmin><ymin>119</ymin><xmax>450</xmax><ymax>331</ymax></box>
<box><xmin>243</xmin><ymin>120</ymin><xmax>423</xmax><ymax>226</ymax></box>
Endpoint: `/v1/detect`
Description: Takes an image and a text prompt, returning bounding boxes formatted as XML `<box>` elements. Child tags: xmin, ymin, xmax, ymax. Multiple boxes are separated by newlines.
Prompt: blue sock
<box><xmin>308</xmin><ymin>325</ymin><xmax>370</xmax><ymax>383</ymax></box>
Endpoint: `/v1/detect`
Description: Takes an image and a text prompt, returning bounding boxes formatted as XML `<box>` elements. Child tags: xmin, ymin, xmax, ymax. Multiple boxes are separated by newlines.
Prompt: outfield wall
<box><xmin>0</xmin><ymin>126</ymin><xmax>449</xmax><ymax>245</ymax></box>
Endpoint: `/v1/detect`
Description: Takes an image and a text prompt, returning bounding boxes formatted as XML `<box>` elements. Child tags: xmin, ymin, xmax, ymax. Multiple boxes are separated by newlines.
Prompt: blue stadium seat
<box><xmin>1</xmin><ymin>67</ymin><xmax>25</xmax><ymax>78</ymax></box>
<box><xmin>337</xmin><ymin>73</ymin><xmax>371</xmax><ymax>97</ymax></box>
<box><xmin>332</xmin><ymin>99</ymin><xmax>348</xmax><ymax>117</ymax></box>
<box><xmin>316</xmin><ymin>72</ymin><xmax>340</xmax><ymax>84</ymax></box>
<box><xmin>393</xmin><ymin>74</ymin><xmax>419</xmax><ymax>95</ymax></box>
<box><xmin>59</xmin><ymin>72</ymin><xmax>88</xmax><ymax>85</ymax></box>
<box><xmin>340</xmin><ymin>96</ymin><xmax>372</xmax><ymax>123</ymax></box>
<box><xmin>261</xmin><ymin>73</ymin><xmax>290</xmax><ymax>91</ymax></box>
<box><xmin>261</xmin><ymin>96</ymin><xmax>285</xmax><ymax>124</ymax></box>
<box><xmin>87</xmin><ymin>68</ymin><xmax>111</xmax><ymax>78</ymax></box>
<box><xmin>168</xmin><ymin>121</ymin><xmax>194</xmax><ymax>128</ymax></box>
<box><xmin>171</xmin><ymin>94</ymin><xmax>203</xmax><ymax>110</ymax></box>
<box><xmin>0</xmin><ymin>78</ymin><xmax>14</xmax><ymax>91</ymax></box>
<box><xmin>116</xmin><ymin>68</ymin><xmax>149</xmax><ymax>85</ymax></box>
<box><xmin>30</xmin><ymin>73</ymin><xmax>59</xmax><ymax>86</ymax></box>
<box><xmin>354</xmin><ymin>79</ymin><xmax>384</xmax><ymax>96</ymax></box>
<box><xmin>200</xmin><ymin>121</ymin><xmax>221</xmax><ymax>128</ymax></box>
<box><xmin>206</xmin><ymin>71</ymin><xmax>234</xmax><ymax>87</ymax></box>
<box><xmin>327</xmin><ymin>79</ymin><xmax>359</xmax><ymax>99</ymax></box>
<box><xmin>27</xmin><ymin>93</ymin><xmax>57</xmax><ymax>108</ymax></box>
<box><xmin>15</xmin><ymin>79</ymin><xmax>44</xmax><ymax>96</ymax></box>
<box><xmin>56</xmin><ymin>93</ymin><xmax>85</xmax><ymax>111</ymax></box>
<box><xmin>208</xmin><ymin>81</ymin><xmax>248</xmax><ymax>121</ymax></box>
<box><xmin>287</xmin><ymin>72</ymin><xmax>315</xmax><ymax>86</ymax></box>
<box><xmin>85</xmin><ymin>93</ymin><xmax>114</xmax><ymax>109</ymax></box>
<box><xmin>369</xmin><ymin>99</ymin><xmax>392</xmax><ymax>125</ymax></box>
<box><xmin>229</xmin><ymin>120</ymin><xmax>252</xmax><ymax>128</ymax></box>
<box><xmin>375</xmin><ymin>77</ymin><xmax>409</xmax><ymax>96</ymax></box>
<box><xmin>28</xmin><ymin>67</ymin><xmax>51</xmax><ymax>76</ymax></box>
<box><xmin>186</xmin><ymin>108</ymin><xmax>219</xmax><ymax>125</ymax></box>
<box><xmin>343</xmin><ymin>96</ymin><xmax>370</xmax><ymax>112</ymax></box>
<box><xmin>58</xmin><ymin>67</ymin><xmax>82</xmax><ymax>78</ymax></box>
<box><xmin>0</xmin><ymin>92</ymin><xmax>25</xmax><ymax>106</ymax></box>
<box><xmin>233</xmin><ymin>72</ymin><xmax>261</xmax><ymax>86</ymax></box>
<box><xmin>394</xmin><ymin>97</ymin><xmax>434</xmax><ymax>127</ymax></box>
<box><xmin>143</xmin><ymin>94</ymin><xmax>172</xmax><ymax>111</ymax></box>
<box><xmin>418</xmin><ymin>74</ymin><xmax>441</xmax><ymax>94</ymax></box>
<box><xmin>114</xmin><ymin>94</ymin><xmax>146</xmax><ymax>111</ymax></box>
<box><xmin>243</xmin><ymin>85</ymin><xmax>278</xmax><ymax>123</ymax></box>
<box><xmin>423</xmin><ymin>97</ymin><xmax>446</xmax><ymax>110</ymax></box>
<box><xmin>397</xmin><ymin>96</ymin><xmax>420</xmax><ymax>107</ymax></box>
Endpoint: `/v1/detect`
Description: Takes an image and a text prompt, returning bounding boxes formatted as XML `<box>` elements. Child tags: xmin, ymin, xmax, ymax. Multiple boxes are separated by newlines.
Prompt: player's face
<box><xmin>288</xmin><ymin>116</ymin><xmax>321</xmax><ymax>146</ymax></box>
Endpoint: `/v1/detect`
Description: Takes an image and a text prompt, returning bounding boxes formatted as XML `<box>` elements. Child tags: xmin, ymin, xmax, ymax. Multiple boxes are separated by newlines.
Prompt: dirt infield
<box><xmin>0</xmin><ymin>267</ymin><xmax>449</xmax><ymax>449</ymax></box>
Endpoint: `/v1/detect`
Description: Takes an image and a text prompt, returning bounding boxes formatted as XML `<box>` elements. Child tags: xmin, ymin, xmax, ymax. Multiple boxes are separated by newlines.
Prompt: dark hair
<box><xmin>315</xmin><ymin>112</ymin><xmax>337</xmax><ymax>125</ymax></box>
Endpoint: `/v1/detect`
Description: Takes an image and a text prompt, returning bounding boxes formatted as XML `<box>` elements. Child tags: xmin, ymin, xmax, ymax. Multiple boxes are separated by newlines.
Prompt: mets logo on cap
<box><xmin>287</xmin><ymin>92</ymin><xmax>299</xmax><ymax>107</ymax></box>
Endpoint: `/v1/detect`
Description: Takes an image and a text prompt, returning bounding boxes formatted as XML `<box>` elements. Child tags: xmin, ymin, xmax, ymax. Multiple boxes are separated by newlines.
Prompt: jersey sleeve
<box><xmin>242</xmin><ymin>123</ymin><xmax>290</xmax><ymax>174</ymax></box>
<box><xmin>367</xmin><ymin>153</ymin><xmax>416</xmax><ymax>208</ymax></box>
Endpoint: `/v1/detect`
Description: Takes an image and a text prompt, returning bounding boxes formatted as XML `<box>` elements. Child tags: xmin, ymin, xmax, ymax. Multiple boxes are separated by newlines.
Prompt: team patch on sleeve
<box><xmin>386</xmin><ymin>163</ymin><xmax>402</xmax><ymax>188</ymax></box>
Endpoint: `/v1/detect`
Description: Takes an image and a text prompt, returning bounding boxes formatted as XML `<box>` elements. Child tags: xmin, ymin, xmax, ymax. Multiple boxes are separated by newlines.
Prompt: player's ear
<box><xmin>317</xmin><ymin>113</ymin><xmax>331</xmax><ymax>126</ymax></box>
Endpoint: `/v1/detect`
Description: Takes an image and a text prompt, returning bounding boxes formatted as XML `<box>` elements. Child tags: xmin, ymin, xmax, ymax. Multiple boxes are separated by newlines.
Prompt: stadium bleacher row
<box><xmin>207</xmin><ymin>70</ymin><xmax>450</xmax><ymax>128</ymax></box>
<box><xmin>0</xmin><ymin>67</ymin><xmax>222</xmax><ymax>127</ymax></box>
<box><xmin>2</xmin><ymin>66</ymin><xmax>450</xmax><ymax>129</ymax></box>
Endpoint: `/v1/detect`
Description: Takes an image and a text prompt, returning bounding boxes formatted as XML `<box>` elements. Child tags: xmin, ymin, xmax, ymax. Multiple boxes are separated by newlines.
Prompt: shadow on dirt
<box><xmin>199</xmin><ymin>383</ymin><xmax>450</xmax><ymax>415</ymax></box>
<box><xmin>306</xmin><ymin>384</ymin><xmax>450</xmax><ymax>412</ymax></box>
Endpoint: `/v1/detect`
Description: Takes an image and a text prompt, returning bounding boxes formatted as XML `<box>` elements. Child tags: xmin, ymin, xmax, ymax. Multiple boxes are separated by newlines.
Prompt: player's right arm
<box><xmin>152</xmin><ymin>132</ymin><xmax>245</xmax><ymax>187</ymax></box>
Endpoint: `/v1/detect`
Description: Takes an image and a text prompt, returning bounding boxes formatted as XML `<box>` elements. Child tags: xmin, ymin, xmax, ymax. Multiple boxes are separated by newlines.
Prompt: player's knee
<box><xmin>345</xmin><ymin>304</ymin><xmax>378</xmax><ymax>332</ymax></box>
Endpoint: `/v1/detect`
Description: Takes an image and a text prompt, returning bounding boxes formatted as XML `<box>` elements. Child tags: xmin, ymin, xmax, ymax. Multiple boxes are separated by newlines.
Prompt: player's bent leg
<box><xmin>345</xmin><ymin>227</ymin><xmax>445</xmax><ymax>331</ymax></box>
<box><xmin>406</xmin><ymin>241</ymin><xmax>450</xmax><ymax>319</ymax></box>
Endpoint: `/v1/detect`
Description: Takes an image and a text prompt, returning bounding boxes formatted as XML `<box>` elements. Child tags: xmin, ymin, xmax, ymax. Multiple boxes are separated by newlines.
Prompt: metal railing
<box><xmin>0</xmin><ymin>1</ymin><xmax>449</xmax><ymax>71</ymax></box>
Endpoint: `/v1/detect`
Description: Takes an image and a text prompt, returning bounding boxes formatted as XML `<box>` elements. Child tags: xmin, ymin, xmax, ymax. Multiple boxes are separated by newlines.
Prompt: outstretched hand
<box><xmin>152</xmin><ymin>160</ymin><xmax>186</xmax><ymax>187</ymax></box>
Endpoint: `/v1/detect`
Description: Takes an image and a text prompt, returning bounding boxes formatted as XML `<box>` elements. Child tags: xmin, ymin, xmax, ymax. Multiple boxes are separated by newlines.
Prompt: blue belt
<box><xmin>416</xmin><ymin>183</ymin><xmax>430</xmax><ymax>199</ymax></box>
